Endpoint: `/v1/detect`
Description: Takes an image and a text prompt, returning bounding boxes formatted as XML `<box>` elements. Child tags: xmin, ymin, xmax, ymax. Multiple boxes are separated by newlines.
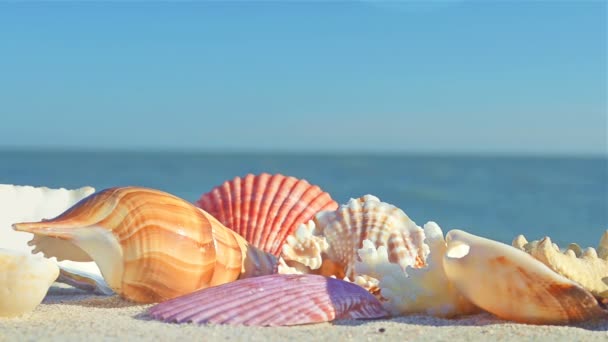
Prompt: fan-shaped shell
<box><xmin>13</xmin><ymin>187</ymin><xmax>277</xmax><ymax>303</ymax></box>
<box><xmin>196</xmin><ymin>173</ymin><xmax>338</xmax><ymax>256</ymax></box>
<box><xmin>513</xmin><ymin>231</ymin><xmax>608</xmax><ymax>299</ymax></box>
<box><xmin>0</xmin><ymin>248</ymin><xmax>59</xmax><ymax>317</ymax></box>
<box><xmin>443</xmin><ymin>229</ymin><xmax>607</xmax><ymax>324</ymax></box>
<box><xmin>280</xmin><ymin>195</ymin><xmax>429</xmax><ymax>283</ymax></box>
<box><xmin>148</xmin><ymin>274</ymin><xmax>388</xmax><ymax>326</ymax></box>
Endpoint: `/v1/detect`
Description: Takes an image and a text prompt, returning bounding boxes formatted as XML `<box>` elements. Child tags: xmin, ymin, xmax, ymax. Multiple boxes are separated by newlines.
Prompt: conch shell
<box><xmin>0</xmin><ymin>248</ymin><xmax>59</xmax><ymax>317</ymax></box>
<box><xmin>12</xmin><ymin>186</ymin><xmax>277</xmax><ymax>303</ymax></box>
<box><xmin>513</xmin><ymin>231</ymin><xmax>608</xmax><ymax>299</ymax></box>
<box><xmin>279</xmin><ymin>195</ymin><xmax>429</xmax><ymax>285</ymax></box>
<box><xmin>197</xmin><ymin>173</ymin><xmax>338</xmax><ymax>256</ymax></box>
<box><xmin>355</xmin><ymin>222</ymin><xmax>478</xmax><ymax>317</ymax></box>
<box><xmin>443</xmin><ymin>229</ymin><xmax>606</xmax><ymax>324</ymax></box>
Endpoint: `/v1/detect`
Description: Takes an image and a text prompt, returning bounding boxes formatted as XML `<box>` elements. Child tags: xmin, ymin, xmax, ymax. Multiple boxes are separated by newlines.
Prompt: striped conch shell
<box><xmin>197</xmin><ymin>173</ymin><xmax>338</xmax><ymax>256</ymax></box>
<box><xmin>0</xmin><ymin>248</ymin><xmax>59</xmax><ymax>317</ymax></box>
<box><xmin>12</xmin><ymin>187</ymin><xmax>277</xmax><ymax>303</ymax></box>
<box><xmin>148</xmin><ymin>274</ymin><xmax>388</xmax><ymax>326</ymax></box>
<box><xmin>513</xmin><ymin>231</ymin><xmax>608</xmax><ymax>299</ymax></box>
<box><xmin>355</xmin><ymin>222</ymin><xmax>479</xmax><ymax>317</ymax></box>
<box><xmin>279</xmin><ymin>195</ymin><xmax>429</xmax><ymax>288</ymax></box>
<box><xmin>444</xmin><ymin>229</ymin><xmax>607</xmax><ymax>324</ymax></box>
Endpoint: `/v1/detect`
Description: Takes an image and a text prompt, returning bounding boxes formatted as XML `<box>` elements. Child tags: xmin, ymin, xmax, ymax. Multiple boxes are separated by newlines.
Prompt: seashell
<box><xmin>444</xmin><ymin>229</ymin><xmax>607</xmax><ymax>324</ymax></box>
<box><xmin>196</xmin><ymin>173</ymin><xmax>338</xmax><ymax>256</ymax></box>
<box><xmin>355</xmin><ymin>222</ymin><xmax>478</xmax><ymax>317</ymax></box>
<box><xmin>0</xmin><ymin>184</ymin><xmax>109</xmax><ymax>294</ymax></box>
<box><xmin>12</xmin><ymin>186</ymin><xmax>277</xmax><ymax>303</ymax></box>
<box><xmin>148</xmin><ymin>274</ymin><xmax>388</xmax><ymax>326</ymax></box>
<box><xmin>511</xmin><ymin>234</ymin><xmax>529</xmax><ymax>251</ymax></box>
<box><xmin>280</xmin><ymin>195</ymin><xmax>429</xmax><ymax>286</ymax></box>
<box><xmin>55</xmin><ymin>262</ymin><xmax>113</xmax><ymax>294</ymax></box>
<box><xmin>0</xmin><ymin>248</ymin><xmax>59</xmax><ymax>317</ymax></box>
<box><xmin>513</xmin><ymin>231</ymin><xmax>608</xmax><ymax>299</ymax></box>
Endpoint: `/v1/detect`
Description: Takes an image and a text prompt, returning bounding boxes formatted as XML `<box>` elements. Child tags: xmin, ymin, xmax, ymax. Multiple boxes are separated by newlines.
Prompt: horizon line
<box><xmin>0</xmin><ymin>146</ymin><xmax>606</xmax><ymax>159</ymax></box>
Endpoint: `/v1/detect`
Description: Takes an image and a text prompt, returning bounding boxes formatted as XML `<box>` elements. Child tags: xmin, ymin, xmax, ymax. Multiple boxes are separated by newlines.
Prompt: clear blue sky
<box><xmin>0</xmin><ymin>1</ymin><xmax>606</xmax><ymax>155</ymax></box>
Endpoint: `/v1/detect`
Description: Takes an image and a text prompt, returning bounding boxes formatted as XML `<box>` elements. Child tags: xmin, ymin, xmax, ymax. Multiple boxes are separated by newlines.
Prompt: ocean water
<box><xmin>1</xmin><ymin>150</ymin><xmax>606</xmax><ymax>248</ymax></box>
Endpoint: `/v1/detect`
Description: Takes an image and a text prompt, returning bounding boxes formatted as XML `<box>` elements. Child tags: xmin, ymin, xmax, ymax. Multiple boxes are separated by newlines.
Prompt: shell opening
<box><xmin>445</xmin><ymin>242</ymin><xmax>470</xmax><ymax>259</ymax></box>
<box><xmin>13</xmin><ymin>222</ymin><xmax>124</xmax><ymax>293</ymax></box>
<box><xmin>61</xmin><ymin>226</ymin><xmax>124</xmax><ymax>292</ymax></box>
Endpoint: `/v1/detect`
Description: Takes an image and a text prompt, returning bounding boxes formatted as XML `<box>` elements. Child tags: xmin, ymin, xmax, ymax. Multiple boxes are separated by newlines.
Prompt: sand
<box><xmin>1</xmin><ymin>284</ymin><xmax>607</xmax><ymax>342</ymax></box>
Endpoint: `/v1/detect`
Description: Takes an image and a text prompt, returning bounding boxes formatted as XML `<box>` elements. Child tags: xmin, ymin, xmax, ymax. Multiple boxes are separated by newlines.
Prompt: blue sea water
<box><xmin>1</xmin><ymin>150</ymin><xmax>606</xmax><ymax>248</ymax></box>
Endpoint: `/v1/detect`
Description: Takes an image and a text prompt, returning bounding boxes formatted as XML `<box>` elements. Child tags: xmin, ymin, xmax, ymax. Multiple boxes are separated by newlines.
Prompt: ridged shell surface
<box><xmin>148</xmin><ymin>274</ymin><xmax>388</xmax><ymax>326</ymax></box>
<box><xmin>281</xmin><ymin>195</ymin><xmax>429</xmax><ymax>281</ymax></box>
<box><xmin>197</xmin><ymin>173</ymin><xmax>338</xmax><ymax>256</ymax></box>
<box><xmin>13</xmin><ymin>187</ymin><xmax>277</xmax><ymax>303</ymax></box>
<box><xmin>443</xmin><ymin>229</ymin><xmax>606</xmax><ymax>324</ymax></box>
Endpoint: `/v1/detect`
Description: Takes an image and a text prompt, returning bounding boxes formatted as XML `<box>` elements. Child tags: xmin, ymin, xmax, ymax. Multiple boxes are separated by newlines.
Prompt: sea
<box><xmin>1</xmin><ymin>150</ymin><xmax>606</xmax><ymax>248</ymax></box>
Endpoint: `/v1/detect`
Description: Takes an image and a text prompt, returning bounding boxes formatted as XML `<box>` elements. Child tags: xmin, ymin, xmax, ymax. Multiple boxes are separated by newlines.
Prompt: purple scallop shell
<box><xmin>148</xmin><ymin>274</ymin><xmax>388</xmax><ymax>326</ymax></box>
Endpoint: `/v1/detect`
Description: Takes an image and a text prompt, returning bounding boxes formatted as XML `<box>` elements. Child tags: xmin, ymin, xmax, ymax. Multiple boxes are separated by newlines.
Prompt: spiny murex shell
<box><xmin>0</xmin><ymin>184</ymin><xmax>109</xmax><ymax>294</ymax></box>
<box><xmin>13</xmin><ymin>186</ymin><xmax>277</xmax><ymax>303</ymax></box>
<box><xmin>279</xmin><ymin>195</ymin><xmax>429</xmax><ymax>290</ymax></box>
<box><xmin>355</xmin><ymin>222</ymin><xmax>478</xmax><ymax>317</ymax></box>
<box><xmin>513</xmin><ymin>230</ymin><xmax>608</xmax><ymax>299</ymax></box>
<box><xmin>444</xmin><ymin>229</ymin><xmax>606</xmax><ymax>324</ymax></box>
<box><xmin>197</xmin><ymin>173</ymin><xmax>338</xmax><ymax>256</ymax></box>
<box><xmin>0</xmin><ymin>248</ymin><xmax>59</xmax><ymax>317</ymax></box>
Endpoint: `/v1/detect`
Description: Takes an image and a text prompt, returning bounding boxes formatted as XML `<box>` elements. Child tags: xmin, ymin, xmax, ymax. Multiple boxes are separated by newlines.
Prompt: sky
<box><xmin>0</xmin><ymin>1</ymin><xmax>606</xmax><ymax>155</ymax></box>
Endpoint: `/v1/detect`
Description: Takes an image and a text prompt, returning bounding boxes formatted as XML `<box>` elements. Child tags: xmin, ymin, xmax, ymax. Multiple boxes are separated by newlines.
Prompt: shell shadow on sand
<box><xmin>305</xmin><ymin>313</ymin><xmax>608</xmax><ymax>331</ymax></box>
<box><xmin>45</xmin><ymin>285</ymin><xmax>143</xmax><ymax>309</ymax></box>
<box><xmin>131</xmin><ymin>312</ymin><xmax>608</xmax><ymax>331</ymax></box>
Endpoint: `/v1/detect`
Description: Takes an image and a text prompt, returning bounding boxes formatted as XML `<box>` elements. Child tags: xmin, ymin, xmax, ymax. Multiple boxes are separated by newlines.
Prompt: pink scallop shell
<box><xmin>148</xmin><ymin>274</ymin><xmax>388</xmax><ymax>326</ymax></box>
<box><xmin>196</xmin><ymin>173</ymin><xmax>338</xmax><ymax>256</ymax></box>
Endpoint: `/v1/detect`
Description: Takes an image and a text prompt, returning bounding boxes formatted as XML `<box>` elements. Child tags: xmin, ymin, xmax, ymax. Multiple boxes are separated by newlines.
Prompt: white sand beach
<box><xmin>1</xmin><ymin>284</ymin><xmax>607</xmax><ymax>342</ymax></box>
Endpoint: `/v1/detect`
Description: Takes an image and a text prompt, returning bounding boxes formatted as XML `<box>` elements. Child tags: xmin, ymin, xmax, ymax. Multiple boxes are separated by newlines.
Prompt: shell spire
<box><xmin>13</xmin><ymin>186</ymin><xmax>277</xmax><ymax>303</ymax></box>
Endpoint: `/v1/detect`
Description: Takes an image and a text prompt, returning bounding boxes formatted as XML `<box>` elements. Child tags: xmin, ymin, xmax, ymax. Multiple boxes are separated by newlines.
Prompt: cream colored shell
<box><xmin>444</xmin><ymin>230</ymin><xmax>605</xmax><ymax>324</ymax></box>
<box><xmin>0</xmin><ymin>248</ymin><xmax>59</xmax><ymax>317</ymax></box>
<box><xmin>280</xmin><ymin>195</ymin><xmax>429</xmax><ymax>285</ymax></box>
<box><xmin>355</xmin><ymin>222</ymin><xmax>478</xmax><ymax>317</ymax></box>
<box><xmin>513</xmin><ymin>231</ymin><xmax>608</xmax><ymax>298</ymax></box>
